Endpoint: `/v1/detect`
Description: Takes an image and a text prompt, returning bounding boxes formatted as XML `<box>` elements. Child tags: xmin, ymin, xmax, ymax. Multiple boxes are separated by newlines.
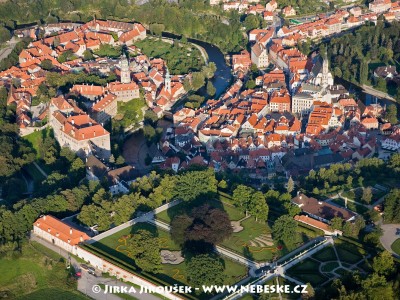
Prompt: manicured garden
<box><xmin>311</xmin><ymin>246</ymin><xmax>337</xmax><ymax>262</ymax></box>
<box><xmin>287</xmin><ymin>239</ymin><xmax>367</xmax><ymax>288</ymax></box>
<box><xmin>156</xmin><ymin>196</ymin><xmax>320</xmax><ymax>262</ymax></box>
<box><xmin>219</xmin><ymin>216</ymin><xmax>277</xmax><ymax>262</ymax></box>
<box><xmin>91</xmin><ymin>222</ymin><xmax>248</xmax><ymax>288</ymax></box>
<box><xmin>321</xmin><ymin>261</ymin><xmax>340</xmax><ymax>272</ymax></box>
<box><xmin>334</xmin><ymin>242</ymin><xmax>365</xmax><ymax>264</ymax></box>
<box><xmin>286</xmin><ymin>258</ymin><xmax>329</xmax><ymax>286</ymax></box>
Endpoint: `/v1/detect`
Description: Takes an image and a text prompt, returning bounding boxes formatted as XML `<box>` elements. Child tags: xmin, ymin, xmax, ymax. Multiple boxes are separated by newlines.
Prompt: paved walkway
<box><xmin>33</xmin><ymin>161</ymin><xmax>48</xmax><ymax>178</ymax></box>
<box><xmin>30</xmin><ymin>234</ymin><xmax>160</xmax><ymax>300</ymax></box>
<box><xmin>0</xmin><ymin>37</ymin><xmax>18</xmax><ymax>60</ymax></box>
<box><xmin>149</xmin><ymin>218</ymin><xmax>261</xmax><ymax>272</ymax></box>
<box><xmin>223</xmin><ymin>237</ymin><xmax>333</xmax><ymax>300</ymax></box>
<box><xmin>380</xmin><ymin>224</ymin><xmax>400</xmax><ymax>257</ymax></box>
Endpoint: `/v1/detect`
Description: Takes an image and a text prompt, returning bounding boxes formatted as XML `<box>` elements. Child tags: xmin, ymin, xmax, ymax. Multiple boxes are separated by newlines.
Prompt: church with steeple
<box><xmin>309</xmin><ymin>53</ymin><xmax>334</xmax><ymax>88</ymax></box>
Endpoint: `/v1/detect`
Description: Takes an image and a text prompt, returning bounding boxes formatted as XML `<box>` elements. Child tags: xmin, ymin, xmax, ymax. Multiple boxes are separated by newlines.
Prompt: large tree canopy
<box><xmin>127</xmin><ymin>229</ymin><xmax>161</xmax><ymax>273</ymax></box>
<box><xmin>186</xmin><ymin>254</ymin><xmax>225</xmax><ymax>288</ymax></box>
<box><xmin>170</xmin><ymin>204</ymin><xmax>232</xmax><ymax>248</ymax></box>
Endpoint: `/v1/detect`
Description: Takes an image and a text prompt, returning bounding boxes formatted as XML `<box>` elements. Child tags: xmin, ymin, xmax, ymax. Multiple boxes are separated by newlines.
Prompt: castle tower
<box><xmin>120</xmin><ymin>55</ymin><xmax>131</xmax><ymax>84</ymax></box>
<box><xmin>165</xmin><ymin>67</ymin><xmax>171</xmax><ymax>93</ymax></box>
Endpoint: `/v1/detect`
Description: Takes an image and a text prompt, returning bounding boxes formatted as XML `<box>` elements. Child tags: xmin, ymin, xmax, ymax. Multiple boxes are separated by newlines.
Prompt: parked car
<box><xmin>88</xmin><ymin>267</ymin><xmax>96</xmax><ymax>276</ymax></box>
<box><xmin>80</xmin><ymin>264</ymin><xmax>89</xmax><ymax>271</ymax></box>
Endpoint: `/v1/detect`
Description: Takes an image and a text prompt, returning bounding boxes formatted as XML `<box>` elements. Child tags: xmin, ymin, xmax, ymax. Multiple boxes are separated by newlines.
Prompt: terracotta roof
<box><xmin>292</xmin><ymin>194</ymin><xmax>356</xmax><ymax>221</ymax></box>
<box><xmin>294</xmin><ymin>215</ymin><xmax>330</xmax><ymax>231</ymax></box>
<box><xmin>34</xmin><ymin>215</ymin><xmax>90</xmax><ymax>245</ymax></box>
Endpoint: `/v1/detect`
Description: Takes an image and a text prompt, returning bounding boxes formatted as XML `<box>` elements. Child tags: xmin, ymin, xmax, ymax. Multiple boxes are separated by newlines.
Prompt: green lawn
<box><xmin>17</xmin><ymin>288</ymin><xmax>88</xmax><ymax>300</ymax></box>
<box><xmin>334</xmin><ymin>268</ymin><xmax>350</xmax><ymax>277</ymax></box>
<box><xmin>311</xmin><ymin>246</ymin><xmax>337</xmax><ymax>262</ymax></box>
<box><xmin>219</xmin><ymin>216</ymin><xmax>277</xmax><ymax>262</ymax></box>
<box><xmin>113</xmin><ymin>98</ymin><xmax>146</xmax><ymax>130</ymax></box>
<box><xmin>391</xmin><ymin>239</ymin><xmax>400</xmax><ymax>256</ymax></box>
<box><xmin>335</xmin><ymin>245</ymin><xmax>364</xmax><ymax>264</ymax></box>
<box><xmin>156</xmin><ymin>197</ymin><xmax>245</xmax><ymax>224</ymax></box>
<box><xmin>23</xmin><ymin>128</ymin><xmax>50</xmax><ymax>158</ymax></box>
<box><xmin>331</xmin><ymin>198</ymin><xmax>369</xmax><ymax>215</ymax></box>
<box><xmin>92</xmin><ymin>223</ymin><xmax>248</xmax><ymax>288</ymax></box>
<box><xmin>0</xmin><ymin>242</ymin><xmax>86</xmax><ymax>299</ymax></box>
<box><xmin>321</xmin><ymin>261</ymin><xmax>340</xmax><ymax>272</ymax></box>
<box><xmin>156</xmin><ymin>196</ymin><xmax>278</xmax><ymax>262</ymax></box>
<box><xmin>286</xmin><ymin>258</ymin><xmax>328</xmax><ymax>286</ymax></box>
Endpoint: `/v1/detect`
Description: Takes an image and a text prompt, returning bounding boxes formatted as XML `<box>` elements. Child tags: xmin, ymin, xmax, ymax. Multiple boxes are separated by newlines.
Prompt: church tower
<box><xmin>165</xmin><ymin>67</ymin><xmax>171</xmax><ymax>93</ymax></box>
<box><xmin>120</xmin><ymin>55</ymin><xmax>131</xmax><ymax>84</ymax></box>
<box><xmin>321</xmin><ymin>53</ymin><xmax>330</xmax><ymax>88</ymax></box>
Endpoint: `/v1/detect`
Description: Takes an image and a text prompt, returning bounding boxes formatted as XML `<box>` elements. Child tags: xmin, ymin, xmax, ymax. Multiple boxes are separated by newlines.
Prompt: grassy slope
<box><xmin>0</xmin><ymin>241</ymin><xmax>88</xmax><ymax>299</ymax></box>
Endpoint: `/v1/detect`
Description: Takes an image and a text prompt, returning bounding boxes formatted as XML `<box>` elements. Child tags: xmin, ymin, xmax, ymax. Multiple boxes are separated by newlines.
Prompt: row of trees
<box><xmin>301</xmin><ymin>155</ymin><xmax>400</xmax><ymax>198</ymax></box>
<box><xmin>77</xmin><ymin>169</ymin><xmax>219</xmax><ymax>231</ymax></box>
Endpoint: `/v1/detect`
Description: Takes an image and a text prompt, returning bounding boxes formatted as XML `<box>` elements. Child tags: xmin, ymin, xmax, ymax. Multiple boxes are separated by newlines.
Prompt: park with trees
<box><xmin>326</xmin><ymin>20</ymin><xmax>400</xmax><ymax>101</ymax></box>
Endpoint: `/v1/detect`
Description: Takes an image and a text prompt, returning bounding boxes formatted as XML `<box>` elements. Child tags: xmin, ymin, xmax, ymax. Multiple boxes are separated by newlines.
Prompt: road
<box><xmin>362</xmin><ymin>84</ymin><xmax>396</xmax><ymax>102</ymax></box>
<box><xmin>0</xmin><ymin>37</ymin><xmax>19</xmax><ymax>61</ymax></box>
<box><xmin>31</xmin><ymin>234</ymin><xmax>161</xmax><ymax>300</ymax></box>
<box><xmin>380</xmin><ymin>224</ymin><xmax>400</xmax><ymax>257</ymax></box>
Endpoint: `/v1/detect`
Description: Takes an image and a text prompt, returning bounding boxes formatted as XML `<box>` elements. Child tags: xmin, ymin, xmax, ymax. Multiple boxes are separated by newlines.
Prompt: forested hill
<box><xmin>0</xmin><ymin>0</ymin><xmax>245</xmax><ymax>53</ymax></box>
<box><xmin>326</xmin><ymin>20</ymin><xmax>400</xmax><ymax>99</ymax></box>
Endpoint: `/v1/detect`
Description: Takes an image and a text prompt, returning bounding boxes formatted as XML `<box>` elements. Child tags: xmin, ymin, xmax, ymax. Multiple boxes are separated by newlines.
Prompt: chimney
<box><xmin>80</xmin><ymin>235</ymin><xmax>83</xmax><ymax>242</ymax></box>
<box><xmin>68</xmin><ymin>239</ymin><xmax>71</xmax><ymax>244</ymax></box>
<box><xmin>43</xmin><ymin>215</ymin><xmax>46</xmax><ymax>220</ymax></box>
<box><xmin>69</xmin><ymin>228</ymin><xmax>73</xmax><ymax>235</ymax></box>
<box><xmin>56</xmin><ymin>232</ymin><xmax>59</xmax><ymax>237</ymax></box>
<box><xmin>48</xmin><ymin>228</ymin><xmax>51</xmax><ymax>233</ymax></box>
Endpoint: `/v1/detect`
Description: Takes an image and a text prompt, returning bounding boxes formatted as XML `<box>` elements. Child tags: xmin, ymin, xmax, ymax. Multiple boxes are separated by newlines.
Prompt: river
<box><xmin>161</xmin><ymin>32</ymin><xmax>233</xmax><ymax>98</ymax></box>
